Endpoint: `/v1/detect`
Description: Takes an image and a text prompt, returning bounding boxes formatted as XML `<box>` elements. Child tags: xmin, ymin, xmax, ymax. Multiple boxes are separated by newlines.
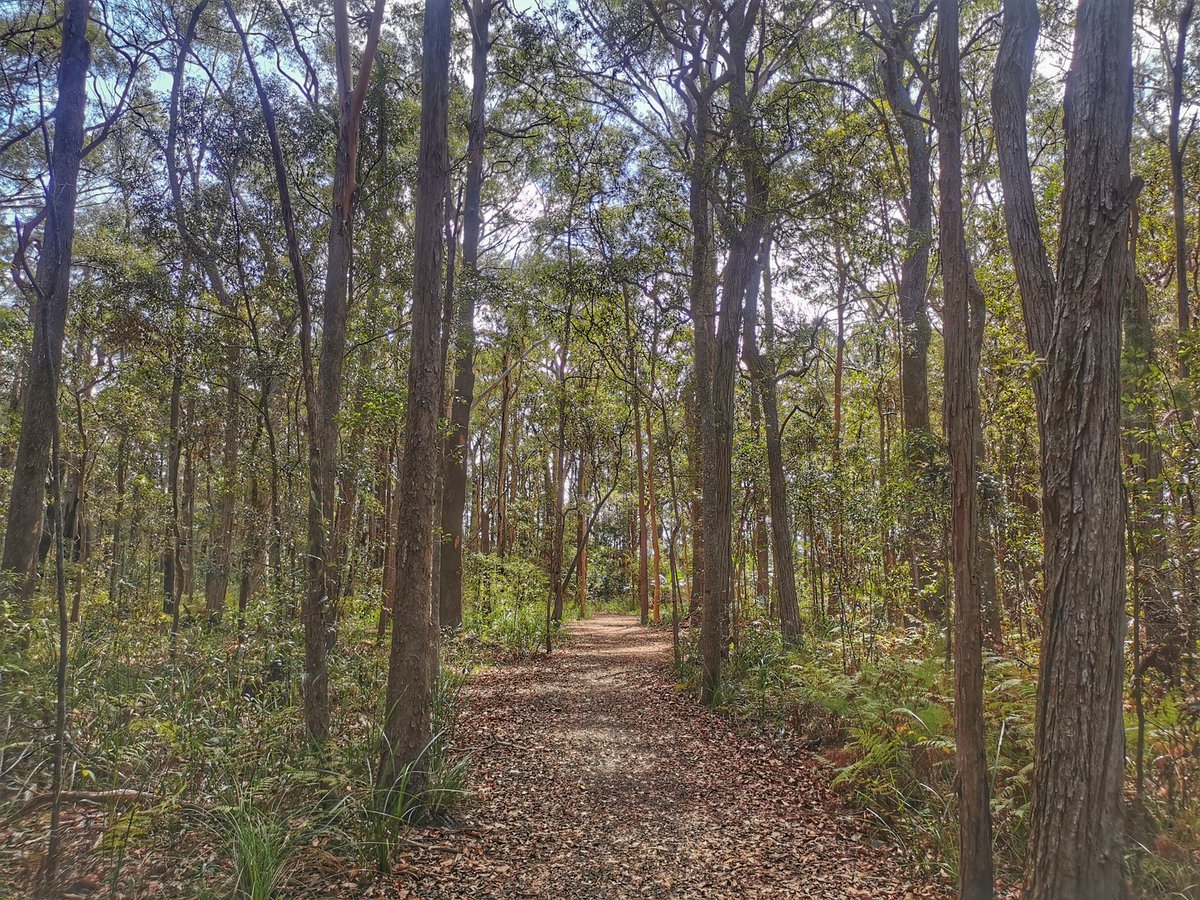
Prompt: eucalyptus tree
<box><xmin>2</xmin><ymin>0</ymin><xmax>92</xmax><ymax>622</ymax></box>
<box><xmin>439</xmin><ymin>0</ymin><xmax>505</xmax><ymax>631</ymax></box>
<box><xmin>994</xmin><ymin>0</ymin><xmax>1136</xmax><ymax>890</ymax></box>
<box><xmin>936</xmin><ymin>0</ymin><xmax>992</xmax><ymax>892</ymax></box>
<box><xmin>382</xmin><ymin>0</ymin><xmax>453</xmax><ymax>788</ymax></box>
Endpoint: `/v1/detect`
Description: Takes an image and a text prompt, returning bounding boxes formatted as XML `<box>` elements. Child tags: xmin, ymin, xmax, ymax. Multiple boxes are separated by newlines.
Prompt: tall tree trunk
<box><xmin>495</xmin><ymin>351</ymin><xmax>511</xmax><ymax>557</ymax></box>
<box><xmin>698</xmin><ymin>2</ymin><xmax>767</xmax><ymax>701</ymax></box>
<box><xmin>166</xmin><ymin>367</ymin><xmax>184</xmax><ymax>619</ymax></box>
<box><xmin>1171</xmin><ymin>0</ymin><xmax>1195</xmax><ymax>383</ymax></box>
<box><xmin>874</xmin><ymin>0</ymin><xmax>939</xmax><ymax>608</ymax></box>
<box><xmin>549</xmin><ymin>331</ymin><xmax>570</xmax><ymax>627</ymax></box>
<box><xmin>629</xmin><ymin>291</ymin><xmax>649</xmax><ymax>626</ymax></box>
<box><xmin>381</xmin><ymin>0</ymin><xmax>451</xmax><ymax>789</ymax></box>
<box><xmin>439</xmin><ymin>0</ymin><xmax>494</xmax><ymax>631</ymax></box>
<box><xmin>1124</xmin><ymin>210</ymin><xmax>1174</xmax><ymax>675</ymax></box>
<box><xmin>686</xmin><ymin>377</ymin><xmax>703</xmax><ymax>615</ymax></box>
<box><xmin>577</xmin><ymin>450</ymin><xmax>589</xmax><ymax>617</ymax></box>
<box><xmin>204</xmin><ymin>377</ymin><xmax>238</xmax><ymax>622</ymax></box>
<box><xmin>647</xmin><ymin>403</ymin><xmax>662</xmax><ymax>625</ymax></box>
<box><xmin>936</xmin><ymin>0</ymin><xmax>993</xmax><ymax>892</ymax></box>
<box><xmin>1</xmin><ymin>0</ymin><xmax>92</xmax><ymax>620</ymax></box>
<box><xmin>252</xmin><ymin>0</ymin><xmax>384</xmax><ymax>740</ymax></box>
<box><xmin>108</xmin><ymin>433</ymin><xmax>128</xmax><ymax>608</ymax></box>
<box><xmin>995</xmin><ymin>0</ymin><xmax>1134</xmax><ymax>891</ymax></box>
<box><xmin>755</xmin><ymin>237</ymin><xmax>803</xmax><ymax>645</ymax></box>
<box><xmin>168</xmin><ymin>0</ymin><xmax>241</xmax><ymax>629</ymax></box>
<box><xmin>878</xmin><ymin>3</ymin><xmax>932</xmax><ymax>434</ymax></box>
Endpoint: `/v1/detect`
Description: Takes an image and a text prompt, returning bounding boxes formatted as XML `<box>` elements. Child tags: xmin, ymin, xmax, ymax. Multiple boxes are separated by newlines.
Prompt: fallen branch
<box><xmin>11</xmin><ymin>789</ymin><xmax>145</xmax><ymax>820</ymax></box>
<box><xmin>450</xmin><ymin>739</ymin><xmax>530</xmax><ymax>753</ymax></box>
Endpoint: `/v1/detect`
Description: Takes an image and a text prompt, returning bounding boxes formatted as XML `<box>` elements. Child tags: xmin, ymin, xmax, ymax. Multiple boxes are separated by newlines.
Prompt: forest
<box><xmin>0</xmin><ymin>0</ymin><xmax>1198</xmax><ymax>895</ymax></box>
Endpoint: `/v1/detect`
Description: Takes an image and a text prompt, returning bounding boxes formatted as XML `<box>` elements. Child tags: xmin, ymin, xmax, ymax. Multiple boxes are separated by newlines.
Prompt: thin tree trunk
<box><xmin>936</xmin><ymin>0</ymin><xmax>993</xmax><ymax>890</ymax></box>
<box><xmin>1124</xmin><ymin>208</ymin><xmax>1174</xmax><ymax>674</ymax></box>
<box><xmin>577</xmin><ymin>450</ymin><xmax>589</xmax><ymax>617</ymax></box>
<box><xmin>108</xmin><ymin>433</ymin><xmax>128</xmax><ymax>608</ymax></box>
<box><xmin>756</xmin><ymin>237</ymin><xmax>803</xmax><ymax>645</ymax></box>
<box><xmin>496</xmin><ymin>352</ymin><xmax>511</xmax><ymax>557</ymax></box>
<box><xmin>647</xmin><ymin>402</ymin><xmax>661</xmax><ymax>625</ymax></box>
<box><xmin>204</xmin><ymin>380</ymin><xmax>238</xmax><ymax>622</ymax></box>
<box><xmin>549</xmin><ymin>312</ymin><xmax>571</xmax><ymax>627</ymax></box>
<box><xmin>630</xmin><ymin>294</ymin><xmax>649</xmax><ymax>626</ymax></box>
<box><xmin>686</xmin><ymin>378</ymin><xmax>703</xmax><ymax>615</ymax></box>
<box><xmin>1171</xmin><ymin>0</ymin><xmax>1195</xmax><ymax>383</ymax></box>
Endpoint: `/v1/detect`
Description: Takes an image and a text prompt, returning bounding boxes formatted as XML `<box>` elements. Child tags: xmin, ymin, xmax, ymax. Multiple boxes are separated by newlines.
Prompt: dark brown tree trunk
<box><xmin>936</xmin><ymin>0</ymin><xmax>993</xmax><ymax>891</ymax></box>
<box><xmin>439</xmin><ymin>0</ymin><xmax>494</xmax><ymax>631</ymax></box>
<box><xmin>877</xmin><ymin>2</ymin><xmax>932</xmax><ymax>436</ymax></box>
<box><xmin>381</xmin><ymin>0</ymin><xmax>451</xmax><ymax>789</ymax></box>
<box><xmin>755</xmin><ymin>237</ymin><xmax>803</xmax><ymax>645</ymax></box>
<box><xmin>995</xmin><ymin>0</ymin><xmax>1134</xmax><ymax>891</ymax></box>
<box><xmin>1</xmin><ymin>0</ymin><xmax>92</xmax><ymax>621</ymax></box>
<box><xmin>698</xmin><ymin>2</ymin><xmax>766</xmax><ymax>701</ymax></box>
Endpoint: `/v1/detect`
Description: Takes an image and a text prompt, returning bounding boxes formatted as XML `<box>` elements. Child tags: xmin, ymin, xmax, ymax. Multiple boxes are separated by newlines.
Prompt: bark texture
<box><xmin>381</xmin><ymin>0</ymin><xmax>452</xmax><ymax>787</ymax></box>
<box><xmin>994</xmin><ymin>0</ymin><xmax>1135</xmax><ymax>891</ymax></box>
<box><xmin>936</xmin><ymin>0</ymin><xmax>993</xmax><ymax>891</ymax></box>
<box><xmin>2</xmin><ymin>0</ymin><xmax>93</xmax><ymax>620</ymax></box>
<box><xmin>746</xmin><ymin>238</ymin><xmax>802</xmax><ymax>645</ymax></box>
<box><xmin>439</xmin><ymin>0</ymin><xmax>494</xmax><ymax>631</ymax></box>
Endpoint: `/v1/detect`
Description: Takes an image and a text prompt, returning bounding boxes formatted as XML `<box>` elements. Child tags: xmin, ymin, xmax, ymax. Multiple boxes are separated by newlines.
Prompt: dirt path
<box><xmin>398</xmin><ymin>615</ymin><xmax>937</xmax><ymax>899</ymax></box>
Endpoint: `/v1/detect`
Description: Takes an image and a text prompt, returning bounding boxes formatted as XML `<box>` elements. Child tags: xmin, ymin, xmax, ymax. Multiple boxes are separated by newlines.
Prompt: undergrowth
<box><xmin>681</xmin><ymin>615</ymin><xmax>1200</xmax><ymax>898</ymax></box>
<box><xmin>0</xmin><ymin>580</ymin><xmax>495</xmax><ymax>896</ymax></box>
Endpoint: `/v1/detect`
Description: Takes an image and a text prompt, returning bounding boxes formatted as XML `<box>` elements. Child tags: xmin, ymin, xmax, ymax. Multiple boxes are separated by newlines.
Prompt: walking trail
<box><xmin>395</xmin><ymin>614</ymin><xmax>939</xmax><ymax>899</ymax></box>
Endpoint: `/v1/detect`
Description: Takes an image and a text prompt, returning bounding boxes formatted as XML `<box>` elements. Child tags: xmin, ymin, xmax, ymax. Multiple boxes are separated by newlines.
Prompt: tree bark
<box><xmin>936</xmin><ymin>0</ymin><xmax>993</xmax><ymax>891</ymax></box>
<box><xmin>303</xmin><ymin>0</ymin><xmax>387</xmax><ymax>741</ymax></box>
<box><xmin>1</xmin><ymin>0</ymin><xmax>93</xmax><ymax>621</ymax></box>
<box><xmin>496</xmin><ymin>351</ymin><xmax>511</xmax><ymax>557</ymax></box>
<box><xmin>549</xmin><ymin>314</ymin><xmax>571</xmax><ymax>627</ymax></box>
<box><xmin>439</xmin><ymin>0</ymin><xmax>495</xmax><ymax>630</ymax></box>
<box><xmin>877</xmin><ymin>0</ymin><xmax>933</xmax><ymax>435</ymax></box>
<box><xmin>1171</xmin><ymin>0</ymin><xmax>1195</xmax><ymax>382</ymax></box>
<box><xmin>698</xmin><ymin>1</ymin><xmax>767</xmax><ymax>701</ymax></box>
<box><xmin>381</xmin><ymin>0</ymin><xmax>451</xmax><ymax>789</ymax></box>
<box><xmin>631</xmin><ymin>313</ymin><xmax>649</xmax><ymax>626</ymax></box>
<box><xmin>577</xmin><ymin>450</ymin><xmax>589</xmax><ymax>617</ymax></box>
<box><xmin>754</xmin><ymin>237</ymin><xmax>803</xmax><ymax>645</ymax></box>
<box><xmin>647</xmin><ymin>399</ymin><xmax>662</xmax><ymax>625</ymax></box>
<box><xmin>995</xmin><ymin>0</ymin><xmax>1135</xmax><ymax>891</ymax></box>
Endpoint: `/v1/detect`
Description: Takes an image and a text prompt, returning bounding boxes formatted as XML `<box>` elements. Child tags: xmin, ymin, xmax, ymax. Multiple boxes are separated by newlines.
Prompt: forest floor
<box><xmin>387</xmin><ymin>614</ymin><xmax>942</xmax><ymax>899</ymax></box>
